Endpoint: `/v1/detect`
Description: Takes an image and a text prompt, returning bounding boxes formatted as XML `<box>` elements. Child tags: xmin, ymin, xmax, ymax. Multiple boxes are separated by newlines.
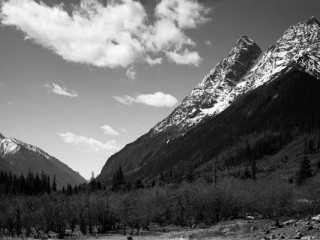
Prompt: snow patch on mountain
<box><xmin>151</xmin><ymin>17</ymin><xmax>320</xmax><ymax>137</ymax></box>
<box><xmin>0</xmin><ymin>138</ymin><xmax>21</xmax><ymax>157</ymax></box>
<box><xmin>0</xmin><ymin>137</ymin><xmax>51</xmax><ymax>160</ymax></box>
<box><xmin>152</xmin><ymin>35</ymin><xmax>262</xmax><ymax>135</ymax></box>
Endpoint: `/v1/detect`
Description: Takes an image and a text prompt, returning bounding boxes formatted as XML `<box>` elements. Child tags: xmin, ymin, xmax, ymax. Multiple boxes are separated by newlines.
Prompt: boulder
<box><xmin>283</xmin><ymin>219</ymin><xmax>296</xmax><ymax>225</ymax></box>
<box><xmin>312</xmin><ymin>214</ymin><xmax>320</xmax><ymax>222</ymax></box>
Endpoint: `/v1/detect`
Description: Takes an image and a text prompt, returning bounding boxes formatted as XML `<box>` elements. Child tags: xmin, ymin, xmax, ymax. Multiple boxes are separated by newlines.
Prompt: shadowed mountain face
<box><xmin>98</xmin><ymin>17</ymin><xmax>320</xmax><ymax>184</ymax></box>
<box><xmin>151</xmin><ymin>35</ymin><xmax>262</xmax><ymax>137</ymax></box>
<box><xmin>0</xmin><ymin>136</ymin><xmax>85</xmax><ymax>188</ymax></box>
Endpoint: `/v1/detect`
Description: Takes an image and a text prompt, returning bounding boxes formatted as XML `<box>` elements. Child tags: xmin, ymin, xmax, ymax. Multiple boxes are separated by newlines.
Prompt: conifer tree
<box><xmin>112</xmin><ymin>165</ymin><xmax>126</xmax><ymax>191</ymax></box>
<box><xmin>52</xmin><ymin>175</ymin><xmax>57</xmax><ymax>192</ymax></box>
<box><xmin>296</xmin><ymin>156</ymin><xmax>313</xmax><ymax>185</ymax></box>
<box><xmin>89</xmin><ymin>171</ymin><xmax>97</xmax><ymax>191</ymax></box>
<box><xmin>159</xmin><ymin>171</ymin><xmax>165</xmax><ymax>182</ymax></box>
<box><xmin>134</xmin><ymin>179</ymin><xmax>144</xmax><ymax>189</ymax></box>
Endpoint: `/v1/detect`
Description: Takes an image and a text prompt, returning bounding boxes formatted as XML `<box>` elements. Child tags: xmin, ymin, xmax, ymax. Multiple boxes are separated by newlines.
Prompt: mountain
<box><xmin>0</xmin><ymin>135</ymin><xmax>85</xmax><ymax>188</ymax></box>
<box><xmin>152</xmin><ymin>17</ymin><xmax>320</xmax><ymax>137</ymax></box>
<box><xmin>144</xmin><ymin>62</ymin><xmax>320</xmax><ymax>182</ymax></box>
<box><xmin>152</xmin><ymin>35</ymin><xmax>262</xmax><ymax>137</ymax></box>
<box><xmin>98</xmin><ymin>17</ymin><xmax>320</xmax><ymax>183</ymax></box>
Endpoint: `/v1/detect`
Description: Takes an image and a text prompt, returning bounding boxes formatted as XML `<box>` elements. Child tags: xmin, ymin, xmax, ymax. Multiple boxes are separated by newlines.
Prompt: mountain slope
<box><xmin>0</xmin><ymin>136</ymin><xmax>85</xmax><ymax>187</ymax></box>
<box><xmin>152</xmin><ymin>35</ymin><xmax>261</xmax><ymax>137</ymax></box>
<box><xmin>98</xmin><ymin>17</ymin><xmax>320</xmax><ymax>183</ymax></box>
<box><xmin>98</xmin><ymin>35</ymin><xmax>261</xmax><ymax>182</ymax></box>
<box><xmin>153</xmin><ymin>17</ymin><xmax>320</xmax><ymax>137</ymax></box>
<box><xmin>101</xmin><ymin>66</ymin><xmax>320</xmax><ymax>183</ymax></box>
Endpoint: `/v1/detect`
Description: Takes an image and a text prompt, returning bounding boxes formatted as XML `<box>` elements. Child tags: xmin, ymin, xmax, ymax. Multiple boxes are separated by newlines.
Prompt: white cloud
<box><xmin>126</xmin><ymin>66</ymin><xmax>136</xmax><ymax>81</ymax></box>
<box><xmin>166</xmin><ymin>49</ymin><xmax>202</xmax><ymax>66</ymax></box>
<box><xmin>100</xmin><ymin>125</ymin><xmax>119</xmax><ymax>136</ymax></box>
<box><xmin>205</xmin><ymin>40</ymin><xmax>212</xmax><ymax>46</ymax></box>
<box><xmin>1</xmin><ymin>0</ymin><xmax>210</xmax><ymax>68</ymax></box>
<box><xmin>155</xmin><ymin>0</ymin><xmax>210</xmax><ymax>29</ymax></box>
<box><xmin>44</xmin><ymin>82</ymin><xmax>78</xmax><ymax>98</ymax></box>
<box><xmin>113</xmin><ymin>92</ymin><xmax>178</xmax><ymax>108</ymax></box>
<box><xmin>58</xmin><ymin>132</ymin><xmax>120</xmax><ymax>154</ymax></box>
<box><xmin>113</xmin><ymin>95</ymin><xmax>134</xmax><ymax>106</ymax></box>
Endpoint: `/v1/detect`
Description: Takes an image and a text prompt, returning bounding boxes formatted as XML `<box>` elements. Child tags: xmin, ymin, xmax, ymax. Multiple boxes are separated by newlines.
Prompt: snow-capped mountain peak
<box><xmin>0</xmin><ymin>134</ymin><xmax>86</xmax><ymax>187</ymax></box>
<box><xmin>0</xmin><ymin>138</ymin><xmax>21</xmax><ymax>157</ymax></box>
<box><xmin>151</xmin><ymin>17</ymin><xmax>320</xmax><ymax>137</ymax></box>
<box><xmin>241</xmin><ymin>16</ymin><xmax>320</xmax><ymax>90</ymax></box>
<box><xmin>151</xmin><ymin>35</ymin><xmax>262</xmax><ymax>135</ymax></box>
<box><xmin>0</xmin><ymin>137</ymin><xmax>51</xmax><ymax>160</ymax></box>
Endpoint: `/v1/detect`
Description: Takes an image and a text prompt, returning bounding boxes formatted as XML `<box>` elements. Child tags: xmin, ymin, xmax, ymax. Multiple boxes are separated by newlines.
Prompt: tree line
<box><xmin>0</xmin><ymin>171</ymin><xmax>56</xmax><ymax>195</ymax></box>
<box><xmin>1</xmin><ymin>176</ymin><xmax>320</xmax><ymax>239</ymax></box>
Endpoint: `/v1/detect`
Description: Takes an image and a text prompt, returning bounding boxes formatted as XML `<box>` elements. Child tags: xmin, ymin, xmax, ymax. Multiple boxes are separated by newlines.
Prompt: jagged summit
<box><xmin>152</xmin><ymin>17</ymin><xmax>320</xmax><ymax>137</ymax></box>
<box><xmin>152</xmin><ymin>35</ymin><xmax>261</xmax><ymax>136</ymax></box>
<box><xmin>98</xmin><ymin>17</ymin><xmax>320</xmax><ymax>184</ymax></box>
<box><xmin>307</xmin><ymin>16</ymin><xmax>320</xmax><ymax>26</ymax></box>
<box><xmin>234</xmin><ymin>16</ymin><xmax>320</xmax><ymax>92</ymax></box>
<box><xmin>0</xmin><ymin>133</ymin><xmax>4</xmax><ymax>140</ymax></box>
<box><xmin>238</xmin><ymin>35</ymin><xmax>255</xmax><ymax>45</ymax></box>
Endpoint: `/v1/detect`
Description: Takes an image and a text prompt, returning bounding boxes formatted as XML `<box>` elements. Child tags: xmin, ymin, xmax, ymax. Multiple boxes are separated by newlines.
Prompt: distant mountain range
<box><xmin>0</xmin><ymin>134</ymin><xmax>85</xmax><ymax>188</ymax></box>
<box><xmin>98</xmin><ymin>17</ymin><xmax>320</xmax><ymax>183</ymax></box>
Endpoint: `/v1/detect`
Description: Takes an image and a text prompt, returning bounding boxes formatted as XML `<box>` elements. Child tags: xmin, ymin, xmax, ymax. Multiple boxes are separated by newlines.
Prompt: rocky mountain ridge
<box><xmin>152</xmin><ymin>17</ymin><xmax>320</xmax><ymax>137</ymax></box>
<box><xmin>0</xmin><ymin>134</ymin><xmax>85</xmax><ymax>188</ymax></box>
<box><xmin>98</xmin><ymin>17</ymin><xmax>320</xmax><ymax>183</ymax></box>
<box><xmin>152</xmin><ymin>35</ymin><xmax>262</xmax><ymax>136</ymax></box>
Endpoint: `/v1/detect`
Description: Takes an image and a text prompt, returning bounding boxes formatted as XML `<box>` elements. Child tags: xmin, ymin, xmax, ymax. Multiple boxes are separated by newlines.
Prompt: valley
<box><xmin>1</xmin><ymin>2</ymin><xmax>320</xmax><ymax>239</ymax></box>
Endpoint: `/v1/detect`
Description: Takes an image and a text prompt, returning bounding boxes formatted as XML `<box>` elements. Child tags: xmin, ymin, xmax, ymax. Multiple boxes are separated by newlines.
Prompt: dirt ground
<box><xmin>2</xmin><ymin>218</ymin><xmax>320</xmax><ymax>240</ymax></box>
<box><xmin>85</xmin><ymin>218</ymin><xmax>320</xmax><ymax>240</ymax></box>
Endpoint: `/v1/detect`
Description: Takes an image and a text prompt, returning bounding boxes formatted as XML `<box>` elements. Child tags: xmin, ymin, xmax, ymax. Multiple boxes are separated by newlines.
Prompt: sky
<box><xmin>0</xmin><ymin>0</ymin><xmax>320</xmax><ymax>180</ymax></box>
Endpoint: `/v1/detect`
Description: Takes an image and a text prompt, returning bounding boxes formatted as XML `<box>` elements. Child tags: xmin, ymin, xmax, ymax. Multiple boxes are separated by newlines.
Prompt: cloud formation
<box><xmin>205</xmin><ymin>40</ymin><xmax>212</xmax><ymax>46</ymax></box>
<box><xmin>166</xmin><ymin>49</ymin><xmax>201</xmax><ymax>66</ymax></box>
<box><xmin>44</xmin><ymin>82</ymin><xmax>78</xmax><ymax>98</ymax></box>
<box><xmin>100</xmin><ymin>125</ymin><xmax>120</xmax><ymax>136</ymax></box>
<box><xmin>58</xmin><ymin>132</ymin><xmax>120</xmax><ymax>154</ymax></box>
<box><xmin>126</xmin><ymin>66</ymin><xmax>137</xmax><ymax>81</ymax></box>
<box><xmin>113</xmin><ymin>92</ymin><xmax>178</xmax><ymax>108</ymax></box>
<box><xmin>1</xmin><ymin>0</ymin><xmax>210</xmax><ymax>68</ymax></box>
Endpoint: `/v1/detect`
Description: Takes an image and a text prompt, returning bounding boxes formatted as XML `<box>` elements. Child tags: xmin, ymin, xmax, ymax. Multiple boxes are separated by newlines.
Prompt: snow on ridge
<box><xmin>0</xmin><ymin>137</ymin><xmax>52</xmax><ymax>160</ymax></box>
<box><xmin>151</xmin><ymin>17</ymin><xmax>320</xmax><ymax>137</ymax></box>
<box><xmin>0</xmin><ymin>138</ymin><xmax>21</xmax><ymax>157</ymax></box>
<box><xmin>152</xmin><ymin>35</ymin><xmax>261</xmax><ymax>135</ymax></box>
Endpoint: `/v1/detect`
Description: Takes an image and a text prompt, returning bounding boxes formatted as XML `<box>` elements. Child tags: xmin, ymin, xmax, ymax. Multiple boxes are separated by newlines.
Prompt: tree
<box><xmin>89</xmin><ymin>171</ymin><xmax>97</xmax><ymax>191</ymax></box>
<box><xmin>251</xmin><ymin>158</ymin><xmax>257</xmax><ymax>180</ymax></box>
<box><xmin>213</xmin><ymin>161</ymin><xmax>218</xmax><ymax>186</ymax></box>
<box><xmin>134</xmin><ymin>179</ymin><xmax>144</xmax><ymax>189</ymax></box>
<box><xmin>241</xmin><ymin>167</ymin><xmax>252</xmax><ymax>179</ymax></box>
<box><xmin>296</xmin><ymin>156</ymin><xmax>313</xmax><ymax>185</ymax></box>
<box><xmin>67</xmin><ymin>184</ymin><xmax>73</xmax><ymax>195</ymax></box>
<box><xmin>186</xmin><ymin>167</ymin><xmax>195</xmax><ymax>183</ymax></box>
<box><xmin>116</xmin><ymin>165</ymin><xmax>125</xmax><ymax>185</ymax></box>
<box><xmin>112</xmin><ymin>165</ymin><xmax>126</xmax><ymax>192</ymax></box>
<box><xmin>159</xmin><ymin>171</ymin><xmax>165</xmax><ymax>182</ymax></box>
<box><xmin>52</xmin><ymin>175</ymin><xmax>57</xmax><ymax>192</ymax></box>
